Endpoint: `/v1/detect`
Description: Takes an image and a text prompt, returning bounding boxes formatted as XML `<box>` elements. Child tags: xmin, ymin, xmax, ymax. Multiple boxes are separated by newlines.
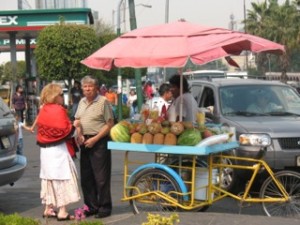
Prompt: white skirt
<box><xmin>40</xmin><ymin>142</ymin><xmax>80</xmax><ymax>207</ymax></box>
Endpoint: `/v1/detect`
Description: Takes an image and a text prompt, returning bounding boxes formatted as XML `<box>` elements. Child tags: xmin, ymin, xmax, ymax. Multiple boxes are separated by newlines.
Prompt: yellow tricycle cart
<box><xmin>108</xmin><ymin>139</ymin><xmax>300</xmax><ymax>218</ymax></box>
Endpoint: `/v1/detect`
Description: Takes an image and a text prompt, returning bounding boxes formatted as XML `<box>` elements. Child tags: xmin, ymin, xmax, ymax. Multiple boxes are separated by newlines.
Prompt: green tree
<box><xmin>91</xmin><ymin>19</ymin><xmax>118</xmax><ymax>87</ymax></box>
<box><xmin>0</xmin><ymin>64</ymin><xmax>4</xmax><ymax>84</ymax></box>
<box><xmin>92</xmin><ymin>19</ymin><xmax>145</xmax><ymax>88</ymax></box>
<box><xmin>34</xmin><ymin>22</ymin><xmax>100</xmax><ymax>89</ymax></box>
<box><xmin>2</xmin><ymin>61</ymin><xmax>26</xmax><ymax>84</ymax></box>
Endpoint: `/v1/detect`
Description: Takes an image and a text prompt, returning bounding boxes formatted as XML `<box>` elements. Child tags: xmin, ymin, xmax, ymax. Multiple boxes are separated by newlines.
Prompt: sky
<box><xmin>0</xmin><ymin>0</ymin><xmax>285</xmax><ymax>63</ymax></box>
<box><xmin>90</xmin><ymin>0</ymin><xmax>251</xmax><ymax>31</ymax></box>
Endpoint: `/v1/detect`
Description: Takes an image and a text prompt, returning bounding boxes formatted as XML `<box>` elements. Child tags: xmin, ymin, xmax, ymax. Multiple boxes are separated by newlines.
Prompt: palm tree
<box><xmin>245</xmin><ymin>0</ymin><xmax>300</xmax><ymax>79</ymax></box>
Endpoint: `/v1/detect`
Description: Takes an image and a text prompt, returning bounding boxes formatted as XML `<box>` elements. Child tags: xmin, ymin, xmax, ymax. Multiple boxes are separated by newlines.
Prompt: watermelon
<box><xmin>110</xmin><ymin>123</ymin><xmax>130</xmax><ymax>142</ymax></box>
<box><xmin>177</xmin><ymin>128</ymin><xmax>202</xmax><ymax>146</ymax></box>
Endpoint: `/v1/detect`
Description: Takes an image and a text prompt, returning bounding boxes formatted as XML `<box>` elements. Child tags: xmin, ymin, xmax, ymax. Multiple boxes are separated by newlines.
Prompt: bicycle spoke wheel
<box><xmin>260</xmin><ymin>170</ymin><xmax>300</xmax><ymax>218</ymax></box>
<box><xmin>128</xmin><ymin>168</ymin><xmax>182</xmax><ymax>214</ymax></box>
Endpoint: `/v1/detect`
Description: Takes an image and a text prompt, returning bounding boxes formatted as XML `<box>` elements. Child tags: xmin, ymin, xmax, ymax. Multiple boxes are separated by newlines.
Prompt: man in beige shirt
<box><xmin>74</xmin><ymin>75</ymin><xmax>114</xmax><ymax>219</ymax></box>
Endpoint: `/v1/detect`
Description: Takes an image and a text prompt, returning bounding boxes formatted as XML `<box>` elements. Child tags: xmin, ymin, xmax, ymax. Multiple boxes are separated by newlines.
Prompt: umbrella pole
<box><xmin>179</xmin><ymin>70</ymin><xmax>183</xmax><ymax>122</ymax></box>
<box><xmin>117</xmin><ymin>72</ymin><xmax>123</xmax><ymax>121</ymax></box>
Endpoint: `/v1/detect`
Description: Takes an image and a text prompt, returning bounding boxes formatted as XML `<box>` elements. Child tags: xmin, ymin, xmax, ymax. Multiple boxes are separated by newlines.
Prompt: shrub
<box><xmin>0</xmin><ymin>213</ymin><xmax>40</xmax><ymax>225</ymax></box>
<box><xmin>0</xmin><ymin>213</ymin><xmax>104</xmax><ymax>225</ymax></box>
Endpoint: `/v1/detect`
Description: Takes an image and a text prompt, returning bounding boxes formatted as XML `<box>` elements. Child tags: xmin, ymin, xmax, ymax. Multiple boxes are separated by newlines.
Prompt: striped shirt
<box><xmin>75</xmin><ymin>95</ymin><xmax>114</xmax><ymax>135</ymax></box>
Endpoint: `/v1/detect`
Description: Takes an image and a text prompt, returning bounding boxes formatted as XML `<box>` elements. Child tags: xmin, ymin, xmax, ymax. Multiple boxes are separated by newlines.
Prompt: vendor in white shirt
<box><xmin>146</xmin><ymin>83</ymin><xmax>172</xmax><ymax>119</ymax></box>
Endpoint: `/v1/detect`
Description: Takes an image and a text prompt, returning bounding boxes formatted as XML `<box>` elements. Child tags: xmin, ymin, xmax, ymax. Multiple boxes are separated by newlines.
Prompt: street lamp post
<box><xmin>165</xmin><ymin>0</ymin><xmax>169</xmax><ymax>23</ymax></box>
<box><xmin>112</xmin><ymin>3</ymin><xmax>151</xmax><ymax>31</ymax></box>
<box><xmin>116</xmin><ymin>1</ymin><xmax>152</xmax><ymax>120</ymax></box>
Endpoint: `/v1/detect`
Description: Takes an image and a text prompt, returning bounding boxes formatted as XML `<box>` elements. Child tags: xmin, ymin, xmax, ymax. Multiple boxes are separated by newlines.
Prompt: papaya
<box><xmin>142</xmin><ymin>133</ymin><xmax>153</xmax><ymax>144</ymax></box>
<box><xmin>153</xmin><ymin>133</ymin><xmax>165</xmax><ymax>145</ymax></box>
<box><xmin>164</xmin><ymin>133</ymin><xmax>177</xmax><ymax>145</ymax></box>
<box><xmin>131</xmin><ymin>132</ymin><xmax>143</xmax><ymax>143</ymax></box>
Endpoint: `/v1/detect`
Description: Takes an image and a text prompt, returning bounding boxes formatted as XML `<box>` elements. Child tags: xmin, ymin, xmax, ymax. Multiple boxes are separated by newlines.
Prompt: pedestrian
<box><xmin>153</xmin><ymin>83</ymin><xmax>173</xmax><ymax>119</ymax></box>
<box><xmin>127</xmin><ymin>89</ymin><xmax>137</xmax><ymax>118</ymax></box>
<box><xmin>15</xmin><ymin>113</ymin><xmax>33</xmax><ymax>155</ymax></box>
<box><xmin>70</xmin><ymin>80</ymin><xmax>83</xmax><ymax>120</ymax></box>
<box><xmin>105</xmin><ymin>87</ymin><xmax>118</xmax><ymax>106</ymax></box>
<box><xmin>36</xmin><ymin>83</ymin><xmax>80</xmax><ymax>221</ymax></box>
<box><xmin>143</xmin><ymin>81</ymin><xmax>153</xmax><ymax>100</ymax></box>
<box><xmin>105</xmin><ymin>87</ymin><xmax>118</xmax><ymax>119</ymax></box>
<box><xmin>99</xmin><ymin>84</ymin><xmax>107</xmax><ymax>96</ymax></box>
<box><xmin>12</xmin><ymin>85</ymin><xmax>26</xmax><ymax>122</ymax></box>
<box><xmin>168</xmin><ymin>74</ymin><xmax>198</xmax><ymax>122</ymax></box>
<box><xmin>74</xmin><ymin>75</ymin><xmax>114</xmax><ymax>219</ymax></box>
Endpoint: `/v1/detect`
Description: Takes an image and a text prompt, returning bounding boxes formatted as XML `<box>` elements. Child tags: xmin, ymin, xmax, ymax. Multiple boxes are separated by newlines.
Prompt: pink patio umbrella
<box><xmin>81</xmin><ymin>20</ymin><xmax>285</xmax><ymax>121</ymax></box>
<box><xmin>81</xmin><ymin>20</ymin><xmax>285</xmax><ymax>71</ymax></box>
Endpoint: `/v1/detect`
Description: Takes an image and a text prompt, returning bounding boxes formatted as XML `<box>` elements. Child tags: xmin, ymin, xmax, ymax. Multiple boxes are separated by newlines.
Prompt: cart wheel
<box><xmin>128</xmin><ymin>168</ymin><xmax>183</xmax><ymax>214</ymax></box>
<box><xmin>260</xmin><ymin>170</ymin><xmax>300</xmax><ymax>218</ymax></box>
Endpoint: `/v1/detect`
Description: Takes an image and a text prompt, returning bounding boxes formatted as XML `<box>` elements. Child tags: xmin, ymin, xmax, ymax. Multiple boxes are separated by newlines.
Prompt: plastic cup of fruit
<box><xmin>196</xmin><ymin>111</ymin><xmax>205</xmax><ymax>128</ymax></box>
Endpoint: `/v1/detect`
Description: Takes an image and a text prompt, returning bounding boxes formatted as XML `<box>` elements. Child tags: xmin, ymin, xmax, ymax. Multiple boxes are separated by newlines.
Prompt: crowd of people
<box><xmin>21</xmin><ymin>73</ymin><xmax>198</xmax><ymax>222</ymax></box>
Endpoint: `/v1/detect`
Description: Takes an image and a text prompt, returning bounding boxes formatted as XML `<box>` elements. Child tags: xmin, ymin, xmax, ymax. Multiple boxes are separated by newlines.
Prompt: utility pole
<box><xmin>163</xmin><ymin>0</ymin><xmax>169</xmax><ymax>82</ymax></box>
<box><xmin>128</xmin><ymin>0</ymin><xmax>143</xmax><ymax>112</ymax></box>
<box><xmin>117</xmin><ymin>0</ymin><xmax>124</xmax><ymax>121</ymax></box>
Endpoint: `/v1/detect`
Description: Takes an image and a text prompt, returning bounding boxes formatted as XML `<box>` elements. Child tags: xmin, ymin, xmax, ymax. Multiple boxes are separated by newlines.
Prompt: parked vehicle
<box><xmin>189</xmin><ymin>78</ymin><xmax>300</xmax><ymax>191</ymax></box>
<box><xmin>183</xmin><ymin>70</ymin><xmax>226</xmax><ymax>80</ymax></box>
<box><xmin>0</xmin><ymin>97</ymin><xmax>26</xmax><ymax>186</ymax></box>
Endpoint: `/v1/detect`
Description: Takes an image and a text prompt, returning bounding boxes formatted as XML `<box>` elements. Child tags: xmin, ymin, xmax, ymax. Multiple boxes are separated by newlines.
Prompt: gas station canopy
<box><xmin>0</xmin><ymin>8</ymin><xmax>94</xmax><ymax>51</ymax></box>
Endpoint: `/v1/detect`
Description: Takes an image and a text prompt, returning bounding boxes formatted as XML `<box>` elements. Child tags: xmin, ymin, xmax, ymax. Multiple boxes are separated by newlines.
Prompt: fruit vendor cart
<box><xmin>107</xmin><ymin>137</ymin><xmax>300</xmax><ymax>217</ymax></box>
<box><xmin>80</xmin><ymin>20</ymin><xmax>298</xmax><ymax>217</ymax></box>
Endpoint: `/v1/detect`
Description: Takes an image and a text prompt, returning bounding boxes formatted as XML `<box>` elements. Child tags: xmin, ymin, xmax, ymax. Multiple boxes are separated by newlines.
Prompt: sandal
<box><xmin>57</xmin><ymin>214</ymin><xmax>75</xmax><ymax>221</ymax></box>
<box><xmin>42</xmin><ymin>209</ymin><xmax>57</xmax><ymax>218</ymax></box>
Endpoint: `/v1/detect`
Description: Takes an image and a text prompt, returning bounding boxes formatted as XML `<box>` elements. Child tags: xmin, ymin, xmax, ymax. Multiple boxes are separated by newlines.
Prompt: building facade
<box><xmin>35</xmin><ymin>0</ymin><xmax>87</xmax><ymax>9</ymax></box>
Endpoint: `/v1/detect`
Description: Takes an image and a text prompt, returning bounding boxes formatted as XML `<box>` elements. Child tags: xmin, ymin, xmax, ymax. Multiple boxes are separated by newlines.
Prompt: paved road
<box><xmin>0</xmin><ymin>132</ymin><xmax>299</xmax><ymax>225</ymax></box>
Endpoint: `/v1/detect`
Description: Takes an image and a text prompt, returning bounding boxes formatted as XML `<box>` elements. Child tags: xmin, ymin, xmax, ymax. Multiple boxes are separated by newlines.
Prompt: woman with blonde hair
<box><xmin>36</xmin><ymin>83</ymin><xmax>80</xmax><ymax>221</ymax></box>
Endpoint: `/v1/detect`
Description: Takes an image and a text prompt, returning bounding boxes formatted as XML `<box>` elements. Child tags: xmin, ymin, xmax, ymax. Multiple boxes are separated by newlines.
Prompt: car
<box><xmin>0</xmin><ymin>97</ymin><xmax>27</xmax><ymax>187</ymax></box>
<box><xmin>189</xmin><ymin>78</ymin><xmax>300</xmax><ymax>191</ymax></box>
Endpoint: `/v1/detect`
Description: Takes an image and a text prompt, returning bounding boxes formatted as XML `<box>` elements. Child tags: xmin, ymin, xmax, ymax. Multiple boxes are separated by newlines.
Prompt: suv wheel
<box><xmin>220</xmin><ymin>156</ymin><xmax>240</xmax><ymax>193</ymax></box>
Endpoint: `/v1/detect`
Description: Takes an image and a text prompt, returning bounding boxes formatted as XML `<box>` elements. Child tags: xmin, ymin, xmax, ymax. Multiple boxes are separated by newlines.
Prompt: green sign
<box><xmin>0</xmin><ymin>39</ymin><xmax>36</xmax><ymax>46</ymax></box>
<box><xmin>0</xmin><ymin>8</ymin><xmax>92</xmax><ymax>27</ymax></box>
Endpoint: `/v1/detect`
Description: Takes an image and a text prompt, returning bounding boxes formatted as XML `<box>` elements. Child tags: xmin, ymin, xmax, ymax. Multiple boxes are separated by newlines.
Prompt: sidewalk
<box><xmin>3</xmin><ymin>132</ymin><xmax>300</xmax><ymax>225</ymax></box>
<box><xmin>39</xmin><ymin>211</ymin><xmax>300</xmax><ymax>225</ymax></box>
<box><xmin>104</xmin><ymin>212</ymin><xmax>300</xmax><ymax>225</ymax></box>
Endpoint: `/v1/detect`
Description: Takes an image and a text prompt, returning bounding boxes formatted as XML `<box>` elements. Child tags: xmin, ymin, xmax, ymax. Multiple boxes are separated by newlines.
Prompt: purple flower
<box><xmin>83</xmin><ymin>204</ymin><xmax>89</xmax><ymax>212</ymax></box>
<box><xmin>74</xmin><ymin>205</ymin><xmax>89</xmax><ymax>221</ymax></box>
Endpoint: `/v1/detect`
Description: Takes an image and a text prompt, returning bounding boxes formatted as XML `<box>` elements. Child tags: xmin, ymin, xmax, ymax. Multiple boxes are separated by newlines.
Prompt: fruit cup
<box><xmin>196</xmin><ymin>111</ymin><xmax>205</xmax><ymax>128</ymax></box>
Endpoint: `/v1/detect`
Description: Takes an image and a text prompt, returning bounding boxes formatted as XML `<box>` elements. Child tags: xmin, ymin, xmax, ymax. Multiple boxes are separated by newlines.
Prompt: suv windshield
<box><xmin>220</xmin><ymin>85</ymin><xmax>300</xmax><ymax>116</ymax></box>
